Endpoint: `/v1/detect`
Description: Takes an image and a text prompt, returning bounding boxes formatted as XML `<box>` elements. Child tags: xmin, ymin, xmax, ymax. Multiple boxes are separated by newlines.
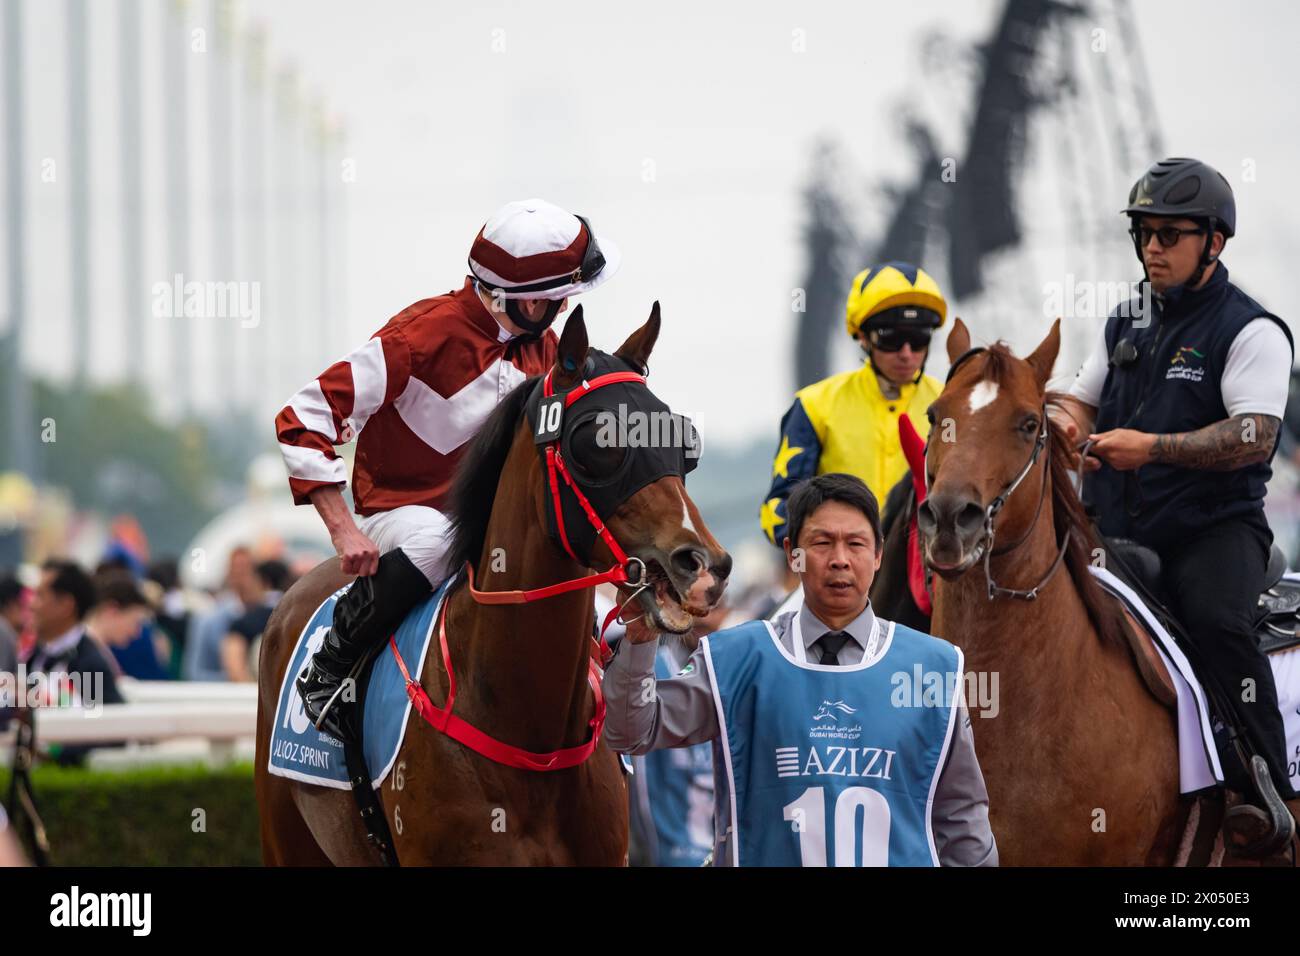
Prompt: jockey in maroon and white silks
<box><xmin>276</xmin><ymin>279</ymin><xmax>558</xmax><ymax>576</ymax></box>
<box><xmin>278</xmin><ymin>199</ymin><xmax>621</xmax><ymax>739</ymax></box>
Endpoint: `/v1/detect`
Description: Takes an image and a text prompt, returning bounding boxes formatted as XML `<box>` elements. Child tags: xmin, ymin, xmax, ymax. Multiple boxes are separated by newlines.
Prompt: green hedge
<box><xmin>1</xmin><ymin>761</ymin><xmax>261</xmax><ymax>866</ymax></box>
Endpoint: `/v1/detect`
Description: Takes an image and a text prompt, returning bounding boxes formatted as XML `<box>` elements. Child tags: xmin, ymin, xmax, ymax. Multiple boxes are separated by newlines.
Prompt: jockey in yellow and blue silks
<box><xmin>760</xmin><ymin>262</ymin><xmax>948</xmax><ymax>546</ymax></box>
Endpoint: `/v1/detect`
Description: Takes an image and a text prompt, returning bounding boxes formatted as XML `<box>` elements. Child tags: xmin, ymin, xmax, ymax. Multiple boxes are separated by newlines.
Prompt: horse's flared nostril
<box><xmin>670</xmin><ymin>545</ymin><xmax>707</xmax><ymax>579</ymax></box>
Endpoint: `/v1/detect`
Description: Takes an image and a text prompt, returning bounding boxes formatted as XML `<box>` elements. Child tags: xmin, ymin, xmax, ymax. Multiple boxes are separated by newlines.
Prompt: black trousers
<box><xmin>1158</xmin><ymin>513</ymin><xmax>1296</xmax><ymax>800</ymax></box>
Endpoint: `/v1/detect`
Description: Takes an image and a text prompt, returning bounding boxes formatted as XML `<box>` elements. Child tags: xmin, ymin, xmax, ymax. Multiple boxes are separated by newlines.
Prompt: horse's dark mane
<box><xmin>974</xmin><ymin>343</ymin><xmax>1128</xmax><ymax>651</ymax></box>
<box><xmin>445</xmin><ymin>375</ymin><xmax>539</xmax><ymax>574</ymax></box>
<box><xmin>874</xmin><ymin>474</ymin><xmax>930</xmax><ymax>629</ymax></box>
<box><xmin>881</xmin><ymin>471</ymin><xmax>914</xmax><ymax>540</ymax></box>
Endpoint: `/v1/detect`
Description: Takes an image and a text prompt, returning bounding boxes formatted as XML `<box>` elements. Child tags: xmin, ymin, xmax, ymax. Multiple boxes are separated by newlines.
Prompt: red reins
<box><xmin>390</xmin><ymin>603</ymin><xmax>607</xmax><ymax>772</ymax></box>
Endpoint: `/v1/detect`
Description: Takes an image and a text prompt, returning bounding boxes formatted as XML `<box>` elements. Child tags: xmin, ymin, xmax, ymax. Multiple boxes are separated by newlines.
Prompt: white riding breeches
<box><xmin>356</xmin><ymin>505</ymin><xmax>456</xmax><ymax>586</ymax></box>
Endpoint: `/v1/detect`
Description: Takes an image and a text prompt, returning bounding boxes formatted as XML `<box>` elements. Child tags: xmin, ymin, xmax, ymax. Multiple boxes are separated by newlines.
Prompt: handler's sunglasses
<box><xmin>1131</xmin><ymin>224</ymin><xmax>1206</xmax><ymax>249</ymax></box>
<box><xmin>869</xmin><ymin>327</ymin><xmax>933</xmax><ymax>352</ymax></box>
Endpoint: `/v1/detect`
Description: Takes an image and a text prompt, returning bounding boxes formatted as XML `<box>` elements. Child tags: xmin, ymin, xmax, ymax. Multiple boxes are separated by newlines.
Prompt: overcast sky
<box><xmin>7</xmin><ymin>0</ymin><xmax>1299</xmax><ymax>450</ymax></box>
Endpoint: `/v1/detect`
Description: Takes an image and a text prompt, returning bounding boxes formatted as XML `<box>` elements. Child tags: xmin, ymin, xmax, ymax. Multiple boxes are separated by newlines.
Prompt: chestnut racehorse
<box><xmin>917</xmin><ymin>318</ymin><xmax>1186</xmax><ymax>865</ymax></box>
<box><xmin>254</xmin><ymin>305</ymin><xmax>730</xmax><ymax>865</ymax></box>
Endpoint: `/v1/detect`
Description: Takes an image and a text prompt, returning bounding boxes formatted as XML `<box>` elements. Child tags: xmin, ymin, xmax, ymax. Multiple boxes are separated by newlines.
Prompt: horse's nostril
<box><xmin>670</xmin><ymin>546</ymin><xmax>706</xmax><ymax>578</ymax></box>
<box><xmin>917</xmin><ymin>501</ymin><xmax>937</xmax><ymax>533</ymax></box>
<box><xmin>956</xmin><ymin>502</ymin><xmax>986</xmax><ymax>534</ymax></box>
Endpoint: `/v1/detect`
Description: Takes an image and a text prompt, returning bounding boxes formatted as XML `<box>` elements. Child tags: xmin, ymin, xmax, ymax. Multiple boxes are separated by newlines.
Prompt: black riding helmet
<box><xmin>1122</xmin><ymin>157</ymin><xmax>1235</xmax><ymax>287</ymax></box>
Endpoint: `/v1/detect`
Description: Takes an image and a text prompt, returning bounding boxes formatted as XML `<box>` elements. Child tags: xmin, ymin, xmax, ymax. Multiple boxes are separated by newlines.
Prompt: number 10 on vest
<box><xmin>784</xmin><ymin>786</ymin><xmax>891</xmax><ymax>866</ymax></box>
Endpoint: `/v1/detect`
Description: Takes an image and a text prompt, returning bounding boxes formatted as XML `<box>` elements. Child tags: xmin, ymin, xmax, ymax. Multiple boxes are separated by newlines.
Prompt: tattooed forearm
<box><xmin>1149</xmin><ymin>415</ymin><xmax>1279</xmax><ymax>471</ymax></box>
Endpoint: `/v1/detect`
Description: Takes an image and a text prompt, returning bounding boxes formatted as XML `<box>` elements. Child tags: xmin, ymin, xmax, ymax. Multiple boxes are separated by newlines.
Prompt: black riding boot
<box><xmin>296</xmin><ymin>549</ymin><xmax>431</xmax><ymax>741</ymax></box>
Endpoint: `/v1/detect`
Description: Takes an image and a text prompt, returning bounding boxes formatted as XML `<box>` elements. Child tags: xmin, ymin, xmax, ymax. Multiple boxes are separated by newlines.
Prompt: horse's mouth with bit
<box><xmin>923</xmin><ymin>536</ymin><xmax>986</xmax><ymax>580</ymax></box>
<box><xmin>629</xmin><ymin>558</ymin><xmax>710</xmax><ymax>634</ymax></box>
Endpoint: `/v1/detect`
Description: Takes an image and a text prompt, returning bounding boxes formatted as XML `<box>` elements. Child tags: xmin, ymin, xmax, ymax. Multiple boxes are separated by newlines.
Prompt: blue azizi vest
<box><xmin>702</xmin><ymin>615</ymin><xmax>962</xmax><ymax>867</ymax></box>
<box><xmin>1086</xmin><ymin>265</ymin><xmax>1293</xmax><ymax>551</ymax></box>
<box><xmin>630</xmin><ymin>645</ymin><xmax>715</xmax><ymax>867</ymax></box>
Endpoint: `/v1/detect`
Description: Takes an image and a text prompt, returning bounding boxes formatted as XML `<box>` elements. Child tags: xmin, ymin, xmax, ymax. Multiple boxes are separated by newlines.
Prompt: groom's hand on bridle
<box><xmin>1048</xmin><ymin>404</ymin><xmax>1102</xmax><ymax>473</ymax></box>
<box><xmin>623</xmin><ymin>615</ymin><xmax>659</xmax><ymax>645</ymax></box>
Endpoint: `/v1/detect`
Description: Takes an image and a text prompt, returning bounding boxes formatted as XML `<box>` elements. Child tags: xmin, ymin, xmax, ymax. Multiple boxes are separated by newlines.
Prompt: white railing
<box><xmin>117</xmin><ymin>678</ymin><xmax>258</xmax><ymax>705</ymax></box>
<box><xmin>8</xmin><ymin>701</ymin><xmax>256</xmax><ymax>745</ymax></box>
<box><xmin>2</xmin><ymin>681</ymin><xmax>259</xmax><ymax>759</ymax></box>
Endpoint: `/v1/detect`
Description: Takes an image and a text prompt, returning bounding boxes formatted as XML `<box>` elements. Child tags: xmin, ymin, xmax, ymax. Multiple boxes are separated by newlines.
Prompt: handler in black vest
<box><xmin>1052</xmin><ymin>157</ymin><xmax>1296</xmax><ymax>857</ymax></box>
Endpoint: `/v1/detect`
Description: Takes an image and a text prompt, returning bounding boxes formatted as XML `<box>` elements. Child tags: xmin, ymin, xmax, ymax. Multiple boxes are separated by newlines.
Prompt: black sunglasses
<box><xmin>869</xmin><ymin>327</ymin><xmax>933</xmax><ymax>353</ymax></box>
<box><xmin>1131</xmin><ymin>224</ymin><xmax>1206</xmax><ymax>249</ymax></box>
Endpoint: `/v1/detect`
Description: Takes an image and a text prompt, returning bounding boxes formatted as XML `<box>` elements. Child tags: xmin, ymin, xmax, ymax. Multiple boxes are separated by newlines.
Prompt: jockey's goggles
<box><xmin>868</xmin><ymin>326</ymin><xmax>933</xmax><ymax>353</ymax></box>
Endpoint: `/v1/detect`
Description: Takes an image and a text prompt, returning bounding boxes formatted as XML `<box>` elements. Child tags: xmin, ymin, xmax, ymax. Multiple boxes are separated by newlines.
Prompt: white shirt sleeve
<box><xmin>1221</xmin><ymin>318</ymin><xmax>1293</xmax><ymax>418</ymax></box>
<box><xmin>1067</xmin><ymin>323</ymin><xmax>1109</xmax><ymax>409</ymax></box>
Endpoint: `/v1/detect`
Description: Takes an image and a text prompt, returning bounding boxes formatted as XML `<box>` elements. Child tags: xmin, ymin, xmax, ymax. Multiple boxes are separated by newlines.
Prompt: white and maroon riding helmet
<box><xmin>468</xmin><ymin>198</ymin><xmax>621</xmax><ymax>335</ymax></box>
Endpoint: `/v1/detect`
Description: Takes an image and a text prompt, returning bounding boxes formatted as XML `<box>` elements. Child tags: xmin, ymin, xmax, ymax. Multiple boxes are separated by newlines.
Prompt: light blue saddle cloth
<box><xmin>266</xmin><ymin>576</ymin><xmax>455</xmax><ymax>790</ymax></box>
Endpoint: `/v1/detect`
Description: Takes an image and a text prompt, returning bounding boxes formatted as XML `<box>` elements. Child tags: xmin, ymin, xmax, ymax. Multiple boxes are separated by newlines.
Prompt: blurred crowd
<box><xmin>0</xmin><ymin>539</ymin><xmax>314</xmax><ymax>761</ymax></box>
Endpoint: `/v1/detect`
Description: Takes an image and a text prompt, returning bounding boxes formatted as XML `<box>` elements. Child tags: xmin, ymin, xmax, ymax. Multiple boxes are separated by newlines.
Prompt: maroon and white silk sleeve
<box><xmin>274</xmin><ymin>330</ymin><xmax>411</xmax><ymax>505</ymax></box>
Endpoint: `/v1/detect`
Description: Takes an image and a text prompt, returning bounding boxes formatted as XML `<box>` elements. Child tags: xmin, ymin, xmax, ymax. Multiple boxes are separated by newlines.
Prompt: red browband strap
<box><xmin>388</xmin><ymin>367</ymin><xmax>647</xmax><ymax>771</ymax></box>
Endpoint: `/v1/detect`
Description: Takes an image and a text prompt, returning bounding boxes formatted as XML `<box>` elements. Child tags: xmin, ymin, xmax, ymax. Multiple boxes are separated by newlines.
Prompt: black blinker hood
<box><xmin>524</xmin><ymin>349</ymin><xmax>700</xmax><ymax>566</ymax></box>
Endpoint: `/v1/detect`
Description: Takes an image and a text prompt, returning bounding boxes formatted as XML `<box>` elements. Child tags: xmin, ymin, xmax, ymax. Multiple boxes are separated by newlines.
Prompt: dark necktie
<box><xmin>814</xmin><ymin>631</ymin><xmax>851</xmax><ymax>666</ymax></box>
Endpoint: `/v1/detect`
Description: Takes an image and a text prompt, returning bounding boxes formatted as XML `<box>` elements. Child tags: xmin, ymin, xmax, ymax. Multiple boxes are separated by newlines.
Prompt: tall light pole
<box><xmin>163</xmin><ymin>0</ymin><xmax>193</xmax><ymax>417</ymax></box>
<box><xmin>272</xmin><ymin>63</ymin><xmax>301</xmax><ymax>411</ymax></box>
<box><xmin>243</xmin><ymin>22</ymin><xmax>269</xmax><ymax>419</ymax></box>
<box><xmin>3</xmin><ymin>0</ymin><xmax>35</xmax><ymax>478</ymax></box>
<box><xmin>67</xmin><ymin>0</ymin><xmax>91</xmax><ymax>388</ymax></box>
<box><xmin>210</xmin><ymin>0</ymin><xmax>237</xmax><ymax>411</ymax></box>
<box><xmin>120</xmin><ymin>0</ymin><xmax>145</xmax><ymax>389</ymax></box>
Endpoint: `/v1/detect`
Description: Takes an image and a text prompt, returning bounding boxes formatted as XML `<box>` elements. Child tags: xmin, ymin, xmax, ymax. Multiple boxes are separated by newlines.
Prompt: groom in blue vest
<box><xmin>605</xmin><ymin>473</ymin><xmax>997</xmax><ymax>866</ymax></box>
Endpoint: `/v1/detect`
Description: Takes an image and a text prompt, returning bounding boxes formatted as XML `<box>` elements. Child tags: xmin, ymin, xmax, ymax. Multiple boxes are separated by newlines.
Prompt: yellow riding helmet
<box><xmin>845</xmin><ymin>262</ymin><xmax>948</xmax><ymax>339</ymax></box>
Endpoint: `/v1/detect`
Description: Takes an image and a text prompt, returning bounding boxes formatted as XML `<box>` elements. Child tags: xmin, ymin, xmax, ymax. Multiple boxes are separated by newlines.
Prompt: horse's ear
<box><xmin>614</xmin><ymin>301</ymin><xmax>661</xmax><ymax>375</ymax></box>
<box><xmin>1026</xmin><ymin>318</ymin><xmax>1062</xmax><ymax>392</ymax></box>
<box><xmin>554</xmin><ymin>304</ymin><xmax>589</xmax><ymax>386</ymax></box>
<box><xmin>946</xmin><ymin>317</ymin><xmax>970</xmax><ymax>364</ymax></box>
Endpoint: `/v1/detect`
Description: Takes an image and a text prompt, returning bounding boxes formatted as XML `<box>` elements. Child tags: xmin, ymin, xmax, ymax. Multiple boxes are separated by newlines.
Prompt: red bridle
<box><xmin>388</xmin><ymin>366</ymin><xmax>653</xmax><ymax>771</ymax></box>
<box><xmin>468</xmin><ymin>368</ymin><xmax>651</xmax><ymax>619</ymax></box>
